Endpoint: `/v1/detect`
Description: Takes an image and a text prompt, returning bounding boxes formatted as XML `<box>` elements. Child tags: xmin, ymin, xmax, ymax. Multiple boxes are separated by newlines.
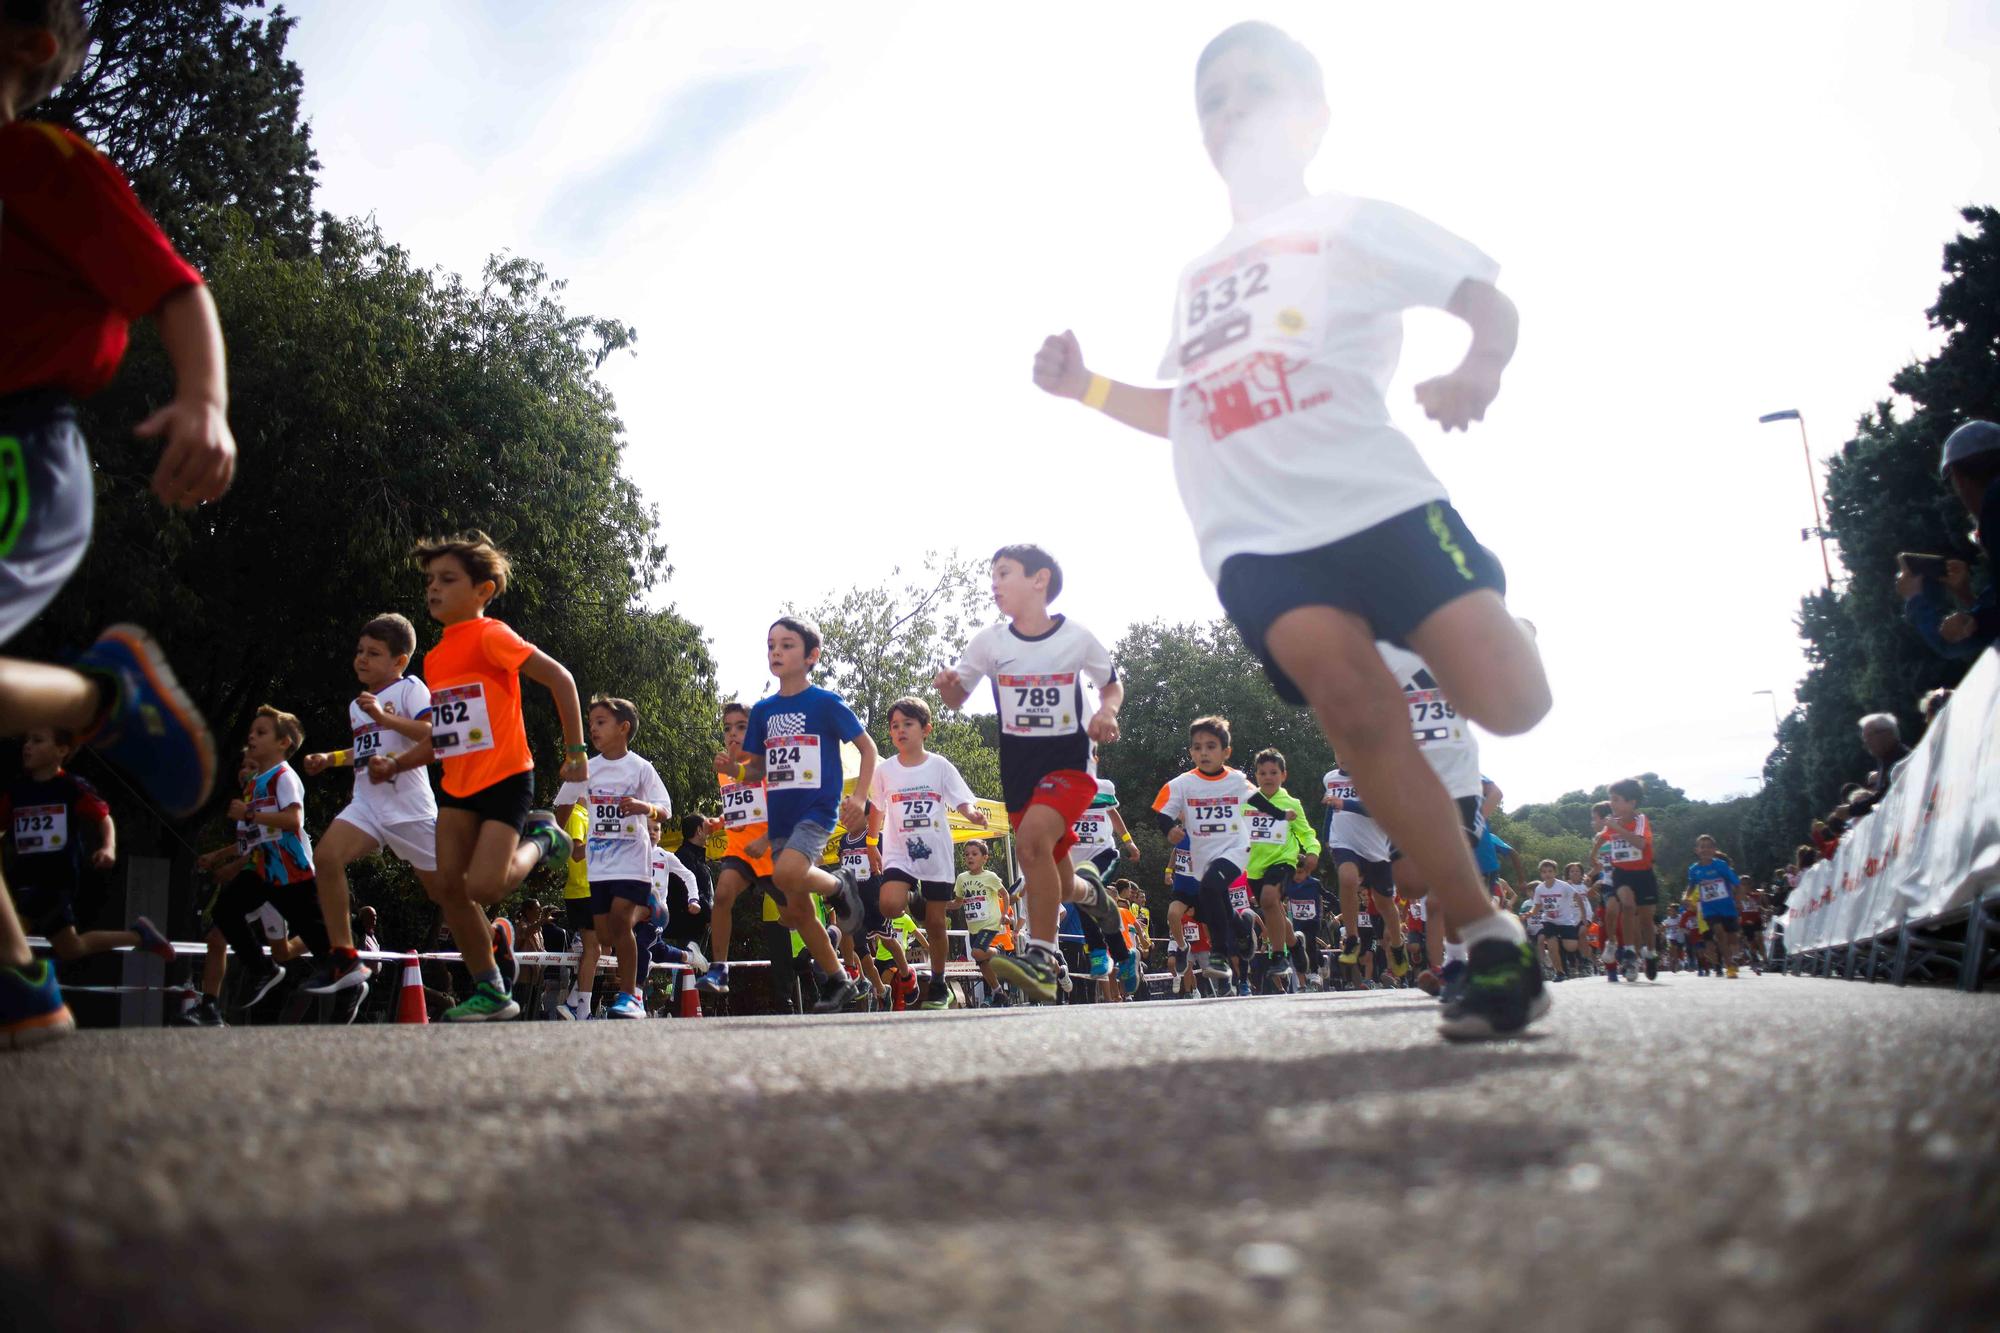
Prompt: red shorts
<box><xmin>1011</xmin><ymin>769</ymin><xmax>1098</xmax><ymax>861</ymax></box>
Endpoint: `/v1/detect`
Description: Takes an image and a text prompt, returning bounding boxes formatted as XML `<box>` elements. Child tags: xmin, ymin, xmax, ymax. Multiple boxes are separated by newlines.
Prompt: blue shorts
<box><xmin>590</xmin><ymin>879</ymin><xmax>651</xmax><ymax>915</ymax></box>
<box><xmin>1702</xmin><ymin>909</ymin><xmax>1739</xmax><ymax>927</ymax></box>
<box><xmin>1170</xmin><ymin>874</ymin><xmax>1200</xmax><ymax>907</ymax></box>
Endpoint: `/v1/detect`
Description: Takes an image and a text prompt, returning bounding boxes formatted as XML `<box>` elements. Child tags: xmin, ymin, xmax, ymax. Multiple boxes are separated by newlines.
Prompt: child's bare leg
<box><xmin>315</xmin><ymin>820</ymin><xmax>380</xmax><ymax>954</ymax></box>
<box><xmin>574</xmin><ymin>928</ymin><xmax>600</xmax><ymax>1002</ymax></box>
<box><xmin>710</xmin><ymin>864</ymin><xmax>752</xmax><ymax>963</ymax></box>
<box><xmin>201</xmin><ymin>930</ymin><xmax>227</xmax><ymax>996</ymax></box>
<box><xmin>1403</xmin><ymin>592</ymin><xmax>1551</xmax><ymax>737</ymax></box>
<box><xmin>1265</xmin><ymin>607</ymin><xmax>1498</xmax><ymax>939</ymax></box>
<box><xmin>57</xmin><ymin>927</ymin><xmax>141</xmax><ymax>961</ymax></box>
<box><xmin>604</xmin><ymin>900</ymin><xmax>641</xmax><ymax>996</ymax></box>
<box><xmin>0</xmin><ymin>659</ymin><xmax>102</xmax><ymax>735</ymax></box>
<box><xmin>773</xmin><ymin>850</ymin><xmax>841</xmax><ymax>977</ymax></box>
<box><xmin>923</xmin><ymin>898</ymin><xmax>950</xmax><ymax>987</ymax></box>
<box><xmin>433</xmin><ymin>811</ymin><xmax>498</xmax><ymax>975</ymax></box>
<box><xmin>1337</xmin><ymin>861</ymin><xmax>1362</xmax><ymax>948</ymax></box>
<box><xmin>0</xmin><ymin>874</ymin><xmax>29</xmax><ymax>968</ymax></box>
<box><xmin>1014</xmin><ymin>807</ymin><xmax>1066</xmax><ymax>944</ymax></box>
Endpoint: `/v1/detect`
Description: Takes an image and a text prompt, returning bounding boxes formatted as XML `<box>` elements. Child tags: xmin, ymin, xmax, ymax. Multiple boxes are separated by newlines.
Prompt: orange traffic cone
<box><xmin>892</xmin><ymin>974</ymin><xmax>908</xmax><ymax>1011</ymax></box>
<box><xmin>397</xmin><ymin>952</ymin><xmax>428</xmax><ymax>1024</ymax></box>
<box><xmin>677</xmin><ymin>966</ymin><xmax>702</xmax><ymax>1018</ymax></box>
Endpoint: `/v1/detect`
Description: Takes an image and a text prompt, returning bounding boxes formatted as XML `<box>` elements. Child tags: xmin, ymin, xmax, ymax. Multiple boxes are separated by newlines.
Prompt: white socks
<box><xmin>1459</xmin><ymin>911</ymin><xmax>1527</xmax><ymax>949</ymax></box>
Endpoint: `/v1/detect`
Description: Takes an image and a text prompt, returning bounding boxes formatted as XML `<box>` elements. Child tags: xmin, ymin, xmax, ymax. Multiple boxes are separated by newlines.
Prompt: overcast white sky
<box><xmin>285</xmin><ymin>0</ymin><xmax>1998</xmax><ymax>805</ymax></box>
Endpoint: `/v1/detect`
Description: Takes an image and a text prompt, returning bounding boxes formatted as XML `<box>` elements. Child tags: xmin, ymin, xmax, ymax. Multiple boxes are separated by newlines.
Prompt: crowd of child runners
<box><xmin>4</xmin><ymin>526</ymin><xmax>1773</xmax><ymax>1042</ymax></box>
<box><xmin>1</xmin><ymin>10</ymin><xmax>1777</xmax><ymax>1051</ymax></box>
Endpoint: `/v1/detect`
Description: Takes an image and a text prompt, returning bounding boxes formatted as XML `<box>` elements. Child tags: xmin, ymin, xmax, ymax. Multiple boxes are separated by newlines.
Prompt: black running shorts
<box><xmin>1215</xmin><ymin>501</ymin><xmax>1506</xmax><ymax>705</ymax></box>
<box><xmin>1613</xmin><ymin>868</ymin><xmax>1661</xmax><ymax>907</ymax></box>
<box><xmin>437</xmin><ymin>770</ymin><xmax>534</xmax><ymax>834</ymax></box>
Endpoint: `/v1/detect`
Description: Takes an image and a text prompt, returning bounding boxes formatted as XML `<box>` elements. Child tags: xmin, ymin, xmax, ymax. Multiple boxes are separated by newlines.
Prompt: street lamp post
<box><xmin>1752</xmin><ymin>689</ymin><xmax>1782</xmax><ymax>731</ymax></box>
<box><xmin>1759</xmin><ymin>409</ymin><xmax>1834</xmax><ymax>590</ymax></box>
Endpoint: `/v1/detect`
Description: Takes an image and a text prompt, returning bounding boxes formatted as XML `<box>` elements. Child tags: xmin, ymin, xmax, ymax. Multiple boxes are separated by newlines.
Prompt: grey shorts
<box><xmin>783</xmin><ymin>820</ymin><xmax>834</xmax><ymax>865</ymax></box>
<box><xmin>0</xmin><ymin>392</ymin><xmax>93</xmax><ymax>647</ymax></box>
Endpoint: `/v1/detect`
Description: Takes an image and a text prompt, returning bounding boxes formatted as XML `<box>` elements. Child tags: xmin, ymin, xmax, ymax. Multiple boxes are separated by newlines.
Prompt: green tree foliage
<box><xmin>1737</xmin><ymin>206</ymin><xmax>2000</xmax><ymax>880</ymax></box>
<box><xmin>18</xmin><ymin>220</ymin><xmax>714</xmax><ymax>939</ymax></box>
<box><xmin>799</xmin><ymin>551</ymin><xmax>1001</xmax><ymax>799</ymax></box>
<box><xmin>13</xmin><ymin>4</ymin><xmax>716</xmax><ymax>946</ymax></box>
<box><xmin>1498</xmin><ymin>774</ymin><xmax>1755</xmax><ymax>899</ymax></box>
<box><xmin>31</xmin><ymin>0</ymin><xmax>320</xmax><ymax>260</ymax></box>
<box><xmin>1095</xmin><ymin>619</ymin><xmax>1336</xmax><ymax>915</ymax></box>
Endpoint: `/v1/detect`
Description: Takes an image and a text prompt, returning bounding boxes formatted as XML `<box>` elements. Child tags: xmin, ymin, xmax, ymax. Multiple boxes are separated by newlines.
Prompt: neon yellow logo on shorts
<box><xmin>1426</xmin><ymin>503</ymin><xmax>1474</xmax><ymax>581</ymax></box>
<box><xmin>0</xmin><ymin>436</ymin><xmax>26</xmax><ymax>560</ymax></box>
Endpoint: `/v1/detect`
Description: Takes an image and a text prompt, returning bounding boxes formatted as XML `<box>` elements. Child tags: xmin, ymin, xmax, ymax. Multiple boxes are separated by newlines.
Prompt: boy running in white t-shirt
<box><xmin>1530</xmin><ymin>860</ymin><xmax>1587</xmax><ymax>981</ymax></box>
<box><xmin>1032</xmin><ymin>21</ymin><xmax>1549</xmax><ymax>1040</ymax></box>
<box><xmin>867</xmin><ymin>696</ymin><xmax>988</xmax><ymax>1010</ymax></box>
<box><xmin>553</xmin><ymin>697</ymin><xmax>672</xmax><ymax>1020</ymax></box>
<box><xmin>300</xmin><ymin>614</ymin><xmax>491</xmax><ymax>996</ymax></box>
<box><xmin>1153</xmin><ymin>717</ymin><xmax>1255</xmax><ymax>967</ymax></box>
<box><xmin>934</xmin><ymin>545</ymin><xmax>1120</xmax><ymax>1003</ymax></box>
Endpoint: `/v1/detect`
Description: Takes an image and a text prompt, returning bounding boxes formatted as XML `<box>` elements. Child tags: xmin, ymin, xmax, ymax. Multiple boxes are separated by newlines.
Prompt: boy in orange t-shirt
<box><xmin>377</xmin><ymin>531</ymin><xmax>584</xmax><ymax>1021</ymax></box>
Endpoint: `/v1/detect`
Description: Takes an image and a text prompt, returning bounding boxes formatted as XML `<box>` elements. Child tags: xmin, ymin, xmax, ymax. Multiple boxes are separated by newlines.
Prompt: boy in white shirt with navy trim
<box><xmin>1032</xmin><ymin>21</ymin><xmax>1550</xmax><ymax>1040</ymax></box>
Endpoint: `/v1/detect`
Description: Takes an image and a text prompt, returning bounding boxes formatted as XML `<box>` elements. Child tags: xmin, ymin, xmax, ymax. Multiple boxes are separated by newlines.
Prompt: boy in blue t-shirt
<box><xmin>1686</xmin><ymin>835</ymin><xmax>1742</xmax><ymax>979</ymax></box>
<box><xmin>724</xmin><ymin>616</ymin><xmax>878</xmax><ymax>1014</ymax></box>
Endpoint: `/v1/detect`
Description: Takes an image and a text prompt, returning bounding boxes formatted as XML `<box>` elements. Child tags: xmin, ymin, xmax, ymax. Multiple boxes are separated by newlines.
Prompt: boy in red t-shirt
<box><xmin>1</xmin><ymin>2</ymin><xmax>238</xmax><ymax>1049</ymax></box>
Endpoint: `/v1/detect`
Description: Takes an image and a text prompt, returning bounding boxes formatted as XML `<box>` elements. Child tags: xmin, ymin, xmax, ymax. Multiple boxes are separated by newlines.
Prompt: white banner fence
<box><xmin>1781</xmin><ymin>647</ymin><xmax>2000</xmax><ymax>985</ymax></box>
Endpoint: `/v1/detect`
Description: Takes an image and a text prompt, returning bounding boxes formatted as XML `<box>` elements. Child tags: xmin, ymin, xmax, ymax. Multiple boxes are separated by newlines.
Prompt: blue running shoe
<box><xmin>1436</xmin><ymin>958</ymin><xmax>1469</xmax><ymax>1004</ymax></box>
<box><xmin>605</xmin><ymin>991</ymin><xmax>646</xmax><ymax>1020</ymax></box>
<box><xmin>74</xmin><ymin>625</ymin><xmax>216</xmax><ymax>820</ymax></box>
<box><xmin>696</xmin><ymin>963</ymin><xmax>730</xmax><ymax>995</ymax></box>
<box><xmin>1089</xmin><ymin>948</ymin><xmax>1111</xmax><ymax>979</ymax></box>
<box><xmin>2</xmin><ymin>961</ymin><xmax>75</xmax><ymax>1051</ymax></box>
<box><xmin>1116</xmin><ymin>953</ymin><xmax>1139</xmax><ymax>996</ymax></box>
<box><xmin>132</xmin><ymin>916</ymin><xmax>175</xmax><ymax>962</ymax></box>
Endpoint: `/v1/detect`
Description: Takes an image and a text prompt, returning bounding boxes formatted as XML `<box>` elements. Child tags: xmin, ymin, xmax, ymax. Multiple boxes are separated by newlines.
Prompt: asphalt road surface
<box><xmin>3</xmin><ymin>973</ymin><xmax>1996</xmax><ymax>1332</ymax></box>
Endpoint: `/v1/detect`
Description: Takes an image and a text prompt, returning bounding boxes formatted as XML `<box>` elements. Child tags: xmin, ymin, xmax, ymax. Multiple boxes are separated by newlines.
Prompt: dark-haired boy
<box><xmin>1322</xmin><ymin>761</ymin><xmax>1406</xmax><ymax>981</ymax></box>
<box><xmin>1244</xmin><ymin>747</ymin><xmax>1317</xmax><ymax>988</ymax></box>
<box><xmin>299</xmin><ymin>614</ymin><xmax>442</xmax><ymax>995</ymax></box>
<box><xmin>726</xmin><ymin>616</ymin><xmax>877</xmax><ymax>1014</ymax></box>
<box><xmin>555</xmin><ymin>697</ymin><xmax>672</xmax><ymax>1020</ymax></box>
<box><xmin>867</xmin><ymin>696</ymin><xmax>987</xmax><ymax>1010</ymax></box>
<box><xmin>1031</xmin><ymin>20</ymin><xmax>1549</xmax><ymax>1039</ymax></box>
<box><xmin>2</xmin><ymin>725</ymin><xmax>171</xmax><ymax>967</ymax></box>
<box><xmin>1</xmin><ymin>0</ymin><xmax>239</xmax><ymax>1045</ymax></box>
<box><xmin>697</xmin><ymin>701</ymin><xmax>773</xmax><ymax>995</ymax></box>
<box><xmin>935</xmin><ymin>545</ymin><xmax>1120</xmax><ymax>1003</ymax></box>
<box><xmin>1595</xmin><ymin>778</ymin><xmax>1659</xmax><ymax>981</ymax></box>
<box><xmin>1153</xmin><ymin>717</ymin><xmax>1253</xmax><ymax>979</ymax></box>
<box><xmin>406</xmin><ymin>531</ymin><xmax>585</xmax><ymax>1021</ymax></box>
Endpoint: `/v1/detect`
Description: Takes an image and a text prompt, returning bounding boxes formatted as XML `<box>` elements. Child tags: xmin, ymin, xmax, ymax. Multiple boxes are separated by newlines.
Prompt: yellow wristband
<box><xmin>1082</xmin><ymin>373</ymin><xmax>1112</xmax><ymax>411</ymax></box>
<box><xmin>330</xmin><ymin>750</ymin><xmax>352</xmax><ymax>767</ymax></box>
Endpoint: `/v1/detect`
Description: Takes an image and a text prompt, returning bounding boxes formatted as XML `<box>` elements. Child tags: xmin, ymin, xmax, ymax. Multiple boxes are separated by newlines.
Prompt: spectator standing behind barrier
<box><xmin>1845</xmin><ymin>715</ymin><xmax>1912</xmax><ymax>820</ymax></box>
<box><xmin>513</xmin><ymin>900</ymin><xmax>546</xmax><ymax>1013</ymax></box>
<box><xmin>1898</xmin><ymin>420</ymin><xmax>2000</xmax><ymax>659</ymax></box>
<box><xmin>354</xmin><ymin>906</ymin><xmax>380</xmax><ymax>956</ymax></box>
